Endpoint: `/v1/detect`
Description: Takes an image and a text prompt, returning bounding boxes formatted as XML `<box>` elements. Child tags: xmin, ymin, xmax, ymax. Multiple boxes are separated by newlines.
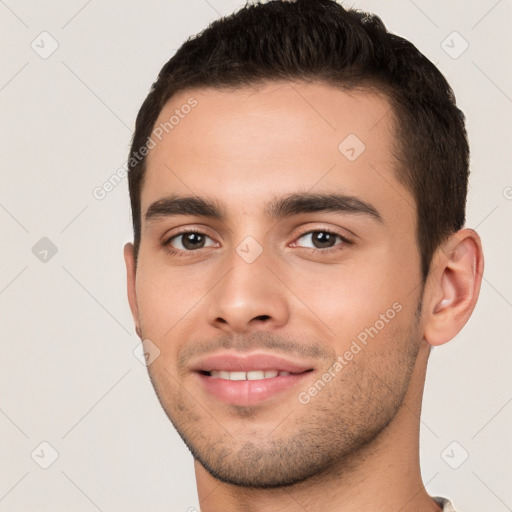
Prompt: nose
<box><xmin>206</xmin><ymin>248</ymin><xmax>290</xmax><ymax>334</ymax></box>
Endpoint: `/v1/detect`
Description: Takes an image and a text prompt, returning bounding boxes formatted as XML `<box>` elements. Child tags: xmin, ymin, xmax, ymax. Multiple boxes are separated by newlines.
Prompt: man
<box><xmin>123</xmin><ymin>1</ymin><xmax>484</xmax><ymax>510</ymax></box>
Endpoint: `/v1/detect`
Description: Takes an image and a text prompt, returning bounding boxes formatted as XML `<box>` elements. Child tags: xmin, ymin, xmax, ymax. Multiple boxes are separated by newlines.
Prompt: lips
<box><xmin>190</xmin><ymin>352</ymin><xmax>314</xmax><ymax>374</ymax></box>
<box><xmin>190</xmin><ymin>352</ymin><xmax>315</xmax><ymax>406</ymax></box>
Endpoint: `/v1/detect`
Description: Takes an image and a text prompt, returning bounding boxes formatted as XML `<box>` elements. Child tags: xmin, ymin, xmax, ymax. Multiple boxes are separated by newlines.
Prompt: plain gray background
<box><xmin>1</xmin><ymin>0</ymin><xmax>511</xmax><ymax>511</ymax></box>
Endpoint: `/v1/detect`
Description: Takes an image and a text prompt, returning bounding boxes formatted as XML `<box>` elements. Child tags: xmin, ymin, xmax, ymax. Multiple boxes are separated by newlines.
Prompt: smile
<box><xmin>206</xmin><ymin>369</ymin><xmax>298</xmax><ymax>380</ymax></box>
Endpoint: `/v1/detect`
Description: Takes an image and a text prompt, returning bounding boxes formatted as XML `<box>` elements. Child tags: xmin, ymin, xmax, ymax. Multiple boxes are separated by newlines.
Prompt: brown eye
<box><xmin>168</xmin><ymin>232</ymin><xmax>216</xmax><ymax>251</ymax></box>
<box><xmin>311</xmin><ymin>231</ymin><xmax>337</xmax><ymax>248</ymax></box>
<box><xmin>295</xmin><ymin>231</ymin><xmax>347</xmax><ymax>250</ymax></box>
<box><xmin>182</xmin><ymin>233</ymin><xmax>205</xmax><ymax>250</ymax></box>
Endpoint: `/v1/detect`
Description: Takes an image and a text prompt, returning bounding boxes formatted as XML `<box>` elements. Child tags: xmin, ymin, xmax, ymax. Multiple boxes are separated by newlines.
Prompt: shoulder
<box><xmin>432</xmin><ymin>496</ymin><xmax>459</xmax><ymax>512</ymax></box>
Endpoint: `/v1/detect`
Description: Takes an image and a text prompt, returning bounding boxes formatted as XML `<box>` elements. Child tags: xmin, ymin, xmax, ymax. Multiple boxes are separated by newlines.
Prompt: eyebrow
<box><xmin>144</xmin><ymin>192</ymin><xmax>382</xmax><ymax>223</ymax></box>
<box><xmin>266</xmin><ymin>192</ymin><xmax>382</xmax><ymax>222</ymax></box>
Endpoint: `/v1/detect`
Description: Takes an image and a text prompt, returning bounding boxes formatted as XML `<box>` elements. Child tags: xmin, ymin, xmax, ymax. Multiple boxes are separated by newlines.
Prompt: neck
<box><xmin>194</xmin><ymin>341</ymin><xmax>441</xmax><ymax>512</ymax></box>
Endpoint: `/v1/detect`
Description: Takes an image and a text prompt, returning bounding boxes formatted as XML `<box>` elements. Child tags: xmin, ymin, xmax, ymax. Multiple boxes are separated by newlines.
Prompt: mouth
<box><xmin>190</xmin><ymin>352</ymin><xmax>315</xmax><ymax>406</ymax></box>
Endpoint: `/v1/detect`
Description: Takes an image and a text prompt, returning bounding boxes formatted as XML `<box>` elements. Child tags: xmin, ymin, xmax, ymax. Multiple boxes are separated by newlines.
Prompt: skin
<box><xmin>124</xmin><ymin>81</ymin><xmax>483</xmax><ymax>511</ymax></box>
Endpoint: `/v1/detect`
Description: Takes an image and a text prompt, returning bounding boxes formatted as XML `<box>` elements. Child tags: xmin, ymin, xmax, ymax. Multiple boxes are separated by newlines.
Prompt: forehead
<box><xmin>141</xmin><ymin>81</ymin><xmax>412</xmax><ymax>226</ymax></box>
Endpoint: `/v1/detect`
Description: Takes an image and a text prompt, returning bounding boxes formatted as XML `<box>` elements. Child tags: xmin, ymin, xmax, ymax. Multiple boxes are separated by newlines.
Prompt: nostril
<box><xmin>254</xmin><ymin>315</ymin><xmax>271</xmax><ymax>321</ymax></box>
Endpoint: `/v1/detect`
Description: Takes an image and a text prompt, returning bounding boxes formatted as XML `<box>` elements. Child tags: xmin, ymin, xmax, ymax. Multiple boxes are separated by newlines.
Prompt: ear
<box><xmin>423</xmin><ymin>229</ymin><xmax>484</xmax><ymax>346</ymax></box>
<box><xmin>123</xmin><ymin>242</ymin><xmax>141</xmax><ymax>338</ymax></box>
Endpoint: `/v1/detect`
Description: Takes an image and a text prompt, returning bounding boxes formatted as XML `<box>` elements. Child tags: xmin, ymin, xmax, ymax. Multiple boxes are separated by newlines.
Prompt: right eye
<box><xmin>165</xmin><ymin>230</ymin><xmax>219</xmax><ymax>254</ymax></box>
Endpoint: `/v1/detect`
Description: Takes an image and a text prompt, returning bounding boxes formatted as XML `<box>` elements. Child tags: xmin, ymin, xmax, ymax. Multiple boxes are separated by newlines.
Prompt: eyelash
<box><xmin>163</xmin><ymin>229</ymin><xmax>218</xmax><ymax>258</ymax></box>
<box><xmin>163</xmin><ymin>228</ymin><xmax>353</xmax><ymax>257</ymax></box>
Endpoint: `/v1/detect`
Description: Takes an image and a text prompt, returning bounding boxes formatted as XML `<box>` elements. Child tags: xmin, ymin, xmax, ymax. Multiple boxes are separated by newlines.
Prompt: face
<box><xmin>125</xmin><ymin>81</ymin><xmax>425</xmax><ymax>487</ymax></box>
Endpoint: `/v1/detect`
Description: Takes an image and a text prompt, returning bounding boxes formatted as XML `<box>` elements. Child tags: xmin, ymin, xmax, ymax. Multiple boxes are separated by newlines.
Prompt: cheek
<box><xmin>134</xmin><ymin>259</ymin><xmax>210</xmax><ymax>338</ymax></box>
<box><xmin>285</xmin><ymin>258</ymin><xmax>411</xmax><ymax>343</ymax></box>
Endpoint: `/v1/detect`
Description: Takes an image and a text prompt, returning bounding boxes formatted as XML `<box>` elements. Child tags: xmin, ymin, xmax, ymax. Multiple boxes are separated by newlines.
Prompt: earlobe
<box><xmin>123</xmin><ymin>242</ymin><xmax>141</xmax><ymax>338</ymax></box>
<box><xmin>423</xmin><ymin>229</ymin><xmax>484</xmax><ymax>346</ymax></box>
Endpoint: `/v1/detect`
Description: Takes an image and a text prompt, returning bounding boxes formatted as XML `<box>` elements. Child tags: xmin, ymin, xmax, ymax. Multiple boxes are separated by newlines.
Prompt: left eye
<box><xmin>168</xmin><ymin>232</ymin><xmax>217</xmax><ymax>251</ymax></box>
<box><xmin>295</xmin><ymin>231</ymin><xmax>346</xmax><ymax>249</ymax></box>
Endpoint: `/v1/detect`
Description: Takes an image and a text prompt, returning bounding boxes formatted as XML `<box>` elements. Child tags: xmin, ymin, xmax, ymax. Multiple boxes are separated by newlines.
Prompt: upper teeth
<box><xmin>210</xmin><ymin>370</ymin><xmax>291</xmax><ymax>380</ymax></box>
